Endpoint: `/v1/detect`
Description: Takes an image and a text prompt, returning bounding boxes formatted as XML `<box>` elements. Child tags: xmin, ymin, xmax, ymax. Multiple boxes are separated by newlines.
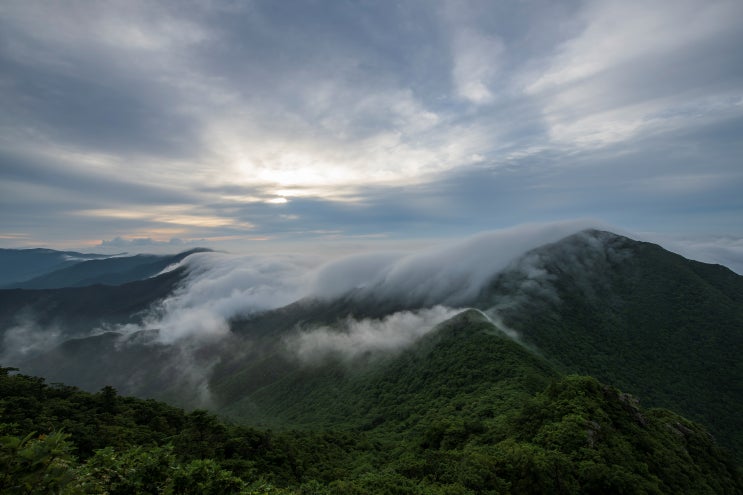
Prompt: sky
<box><xmin>1</xmin><ymin>0</ymin><xmax>742</xmax><ymax>257</ymax></box>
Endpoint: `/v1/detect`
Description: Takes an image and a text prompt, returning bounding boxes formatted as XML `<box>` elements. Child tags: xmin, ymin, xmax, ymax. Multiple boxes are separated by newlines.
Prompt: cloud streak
<box><xmin>0</xmin><ymin>0</ymin><xmax>741</xmax><ymax>250</ymax></box>
<box><xmin>285</xmin><ymin>306</ymin><xmax>462</xmax><ymax>363</ymax></box>
<box><xmin>1</xmin><ymin>317</ymin><xmax>62</xmax><ymax>363</ymax></box>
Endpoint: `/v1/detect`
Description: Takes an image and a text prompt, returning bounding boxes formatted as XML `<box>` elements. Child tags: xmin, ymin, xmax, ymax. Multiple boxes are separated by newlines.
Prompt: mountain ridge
<box><xmin>0</xmin><ymin>248</ymin><xmax>115</xmax><ymax>287</ymax></box>
<box><xmin>1</xmin><ymin>229</ymin><xmax>741</xmax><ymax>461</ymax></box>
<box><xmin>478</xmin><ymin>229</ymin><xmax>743</xmax><ymax>455</ymax></box>
<box><xmin>3</xmin><ymin>247</ymin><xmax>212</xmax><ymax>289</ymax></box>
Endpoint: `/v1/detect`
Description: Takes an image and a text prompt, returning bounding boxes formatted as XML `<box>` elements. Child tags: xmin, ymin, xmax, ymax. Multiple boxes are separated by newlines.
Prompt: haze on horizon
<box><xmin>1</xmin><ymin>0</ymin><xmax>742</xmax><ymax>261</ymax></box>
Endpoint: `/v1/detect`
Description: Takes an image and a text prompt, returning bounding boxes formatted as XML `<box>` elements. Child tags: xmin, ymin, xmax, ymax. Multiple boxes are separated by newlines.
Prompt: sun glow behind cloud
<box><xmin>0</xmin><ymin>0</ymin><xmax>742</xmax><ymax>250</ymax></box>
<box><xmin>78</xmin><ymin>208</ymin><xmax>253</xmax><ymax>230</ymax></box>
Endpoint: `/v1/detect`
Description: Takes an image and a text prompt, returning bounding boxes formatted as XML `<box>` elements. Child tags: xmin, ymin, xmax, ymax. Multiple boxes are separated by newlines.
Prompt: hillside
<box><xmin>478</xmin><ymin>230</ymin><xmax>743</xmax><ymax>455</ymax></box>
<box><xmin>1</xmin><ymin>229</ymin><xmax>741</xmax><ymax>463</ymax></box>
<box><xmin>0</xmin><ymin>267</ymin><xmax>187</xmax><ymax>341</ymax></box>
<box><xmin>218</xmin><ymin>310</ymin><xmax>559</xmax><ymax>434</ymax></box>
<box><xmin>7</xmin><ymin>248</ymin><xmax>211</xmax><ymax>289</ymax></box>
<box><xmin>1</xmin><ymin>310</ymin><xmax>741</xmax><ymax>493</ymax></box>
<box><xmin>0</xmin><ymin>248</ymin><xmax>112</xmax><ymax>287</ymax></box>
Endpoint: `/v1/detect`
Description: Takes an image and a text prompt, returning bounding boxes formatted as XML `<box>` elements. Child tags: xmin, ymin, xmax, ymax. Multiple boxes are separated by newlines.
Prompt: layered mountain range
<box><xmin>1</xmin><ymin>229</ymin><xmax>742</xmax><ymax>492</ymax></box>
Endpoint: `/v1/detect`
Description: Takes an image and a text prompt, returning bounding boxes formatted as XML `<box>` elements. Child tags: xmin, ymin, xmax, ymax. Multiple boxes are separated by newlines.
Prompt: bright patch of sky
<box><xmin>1</xmin><ymin>0</ymin><xmax>742</xmax><ymax>257</ymax></box>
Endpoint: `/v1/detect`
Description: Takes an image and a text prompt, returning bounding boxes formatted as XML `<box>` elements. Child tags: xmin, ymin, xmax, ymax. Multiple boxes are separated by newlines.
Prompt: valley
<box><xmin>1</xmin><ymin>229</ymin><xmax>742</xmax><ymax>493</ymax></box>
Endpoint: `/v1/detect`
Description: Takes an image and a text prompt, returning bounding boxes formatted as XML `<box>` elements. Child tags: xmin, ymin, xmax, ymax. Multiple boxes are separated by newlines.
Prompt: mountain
<box><xmin>477</xmin><ymin>229</ymin><xmax>743</xmax><ymax>456</ymax></box>
<box><xmin>0</xmin><ymin>248</ymin><xmax>113</xmax><ymax>287</ymax></box>
<box><xmin>209</xmin><ymin>229</ymin><xmax>743</xmax><ymax>455</ymax></box>
<box><xmin>1</xmin><ymin>229</ymin><xmax>741</xmax><ymax>464</ymax></box>
<box><xmin>5</xmin><ymin>248</ymin><xmax>211</xmax><ymax>289</ymax></box>
<box><xmin>1</xmin><ymin>312</ymin><xmax>741</xmax><ymax>493</ymax></box>
<box><xmin>218</xmin><ymin>310</ymin><xmax>559</xmax><ymax>434</ymax></box>
<box><xmin>0</xmin><ymin>267</ymin><xmax>187</xmax><ymax>344</ymax></box>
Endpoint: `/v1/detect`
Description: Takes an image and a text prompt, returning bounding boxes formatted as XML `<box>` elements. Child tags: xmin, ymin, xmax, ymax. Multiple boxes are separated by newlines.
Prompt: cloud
<box><xmin>308</xmin><ymin>219</ymin><xmax>601</xmax><ymax>306</ymax></box>
<box><xmin>1</xmin><ymin>316</ymin><xmax>62</xmax><ymax>363</ymax></box>
<box><xmin>1</xmin><ymin>1</ymin><xmax>741</xmax><ymax>251</ymax></box>
<box><xmin>119</xmin><ymin>251</ymin><xmax>318</xmax><ymax>344</ymax></box>
<box><xmin>285</xmin><ymin>306</ymin><xmax>462</xmax><ymax>363</ymax></box>
<box><xmin>101</xmin><ymin>220</ymin><xmax>601</xmax><ymax>347</ymax></box>
<box><xmin>99</xmin><ymin>236</ymin><xmax>194</xmax><ymax>248</ymax></box>
<box><xmin>526</xmin><ymin>0</ymin><xmax>743</xmax><ymax>148</ymax></box>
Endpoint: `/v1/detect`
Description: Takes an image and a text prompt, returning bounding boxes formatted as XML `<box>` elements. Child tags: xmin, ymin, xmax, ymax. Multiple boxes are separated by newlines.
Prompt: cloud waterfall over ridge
<box><xmin>308</xmin><ymin>220</ymin><xmax>603</xmax><ymax>305</ymax></box>
<box><xmin>119</xmin><ymin>219</ymin><xmax>600</xmax><ymax>344</ymax></box>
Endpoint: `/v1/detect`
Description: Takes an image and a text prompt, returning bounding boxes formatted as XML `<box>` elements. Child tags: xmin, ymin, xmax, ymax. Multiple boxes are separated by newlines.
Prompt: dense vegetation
<box><xmin>482</xmin><ymin>230</ymin><xmax>743</xmax><ymax>456</ymax></box>
<box><xmin>2</xmin><ymin>311</ymin><xmax>741</xmax><ymax>494</ymax></box>
<box><xmin>2</xmin><ymin>231</ymin><xmax>742</xmax><ymax>492</ymax></box>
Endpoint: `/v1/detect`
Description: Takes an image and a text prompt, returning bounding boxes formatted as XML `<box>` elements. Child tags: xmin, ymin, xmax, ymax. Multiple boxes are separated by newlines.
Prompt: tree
<box><xmin>0</xmin><ymin>430</ymin><xmax>77</xmax><ymax>494</ymax></box>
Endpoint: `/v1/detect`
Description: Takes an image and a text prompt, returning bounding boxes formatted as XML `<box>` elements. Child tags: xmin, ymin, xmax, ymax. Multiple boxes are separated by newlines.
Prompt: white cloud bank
<box><xmin>308</xmin><ymin>219</ymin><xmax>601</xmax><ymax>306</ymax></box>
<box><xmin>85</xmin><ymin>218</ymin><xmax>743</xmax><ymax>356</ymax></box>
<box><xmin>114</xmin><ymin>220</ymin><xmax>600</xmax><ymax>344</ymax></box>
<box><xmin>117</xmin><ymin>252</ymin><xmax>317</xmax><ymax>344</ymax></box>
<box><xmin>285</xmin><ymin>306</ymin><xmax>462</xmax><ymax>363</ymax></box>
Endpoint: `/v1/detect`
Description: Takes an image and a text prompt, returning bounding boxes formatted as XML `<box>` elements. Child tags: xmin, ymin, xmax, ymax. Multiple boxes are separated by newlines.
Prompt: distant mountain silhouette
<box><xmin>0</xmin><ymin>248</ymin><xmax>113</xmax><ymax>286</ymax></box>
<box><xmin>5</xmin><ymin>248</ymin><xmax>211</xmax><ymax>289</ymax></box>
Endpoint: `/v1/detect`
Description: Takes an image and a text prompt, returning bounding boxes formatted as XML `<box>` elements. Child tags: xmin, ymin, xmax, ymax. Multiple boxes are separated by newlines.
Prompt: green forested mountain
<box><xmin>1</xmin><ymin>229</ymin><xmax>742</xmax><ymax>492</ymax></box>
<box><xmin>478</xmin><ymin>230</ymin><xmax>743</xmax><ymax>455</ymax></box>
<box><xmin>208</xmin><ymin>230</ymin><xmax>742</xmax><ymax>457</ymax></box>
<box><xmin>219</xmin><ymin>310</ymin><xmax>558</xmax><ymax>434</ymax></box>
<box><xmin>1</xmin><ymin>309</ymin><xmax>741</xmax><ymax>493</ymax></box>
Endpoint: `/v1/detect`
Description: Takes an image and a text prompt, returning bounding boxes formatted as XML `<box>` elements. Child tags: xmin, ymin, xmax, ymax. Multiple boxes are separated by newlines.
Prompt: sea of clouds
<box><xmin>129</xmin><ymin>219</ymin><xmax>599</xmax><ymax>345</ymax></box>
<box><xmin>8</xmin><ymin>219</ymin><xmax>743</xmax><ymax>406</ymax></box>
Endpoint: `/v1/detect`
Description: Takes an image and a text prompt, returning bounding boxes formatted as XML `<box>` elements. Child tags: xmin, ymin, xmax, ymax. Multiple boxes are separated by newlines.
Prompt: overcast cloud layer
<box><xmin>1</xmin><ymin>0</ymin><xmax>742</xmax><ymax>253</ymax></box>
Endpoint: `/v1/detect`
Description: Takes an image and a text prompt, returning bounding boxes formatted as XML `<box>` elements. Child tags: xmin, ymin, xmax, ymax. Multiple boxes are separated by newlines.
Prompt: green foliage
<box><xmin>70</xmin><ymin>445</ymin><xmax>174</xmax><ymax>494</ymax></box>
<box><xmin>0</xmin><ymin>430</ymin><xmax>77</xmax><ymax>494</ymax></box>
<box><xmin>483</xmin><ymin>231</ymin><xmax>743</xmax><ymax>457</ymax></box>
<box><xmin>224</xmin><ymin>309</ymin><xmax>558</xmax><ymax>442</ymax></box>
<box><xmin>1</xmin><ymin>303</ymin><xmax>741</xmax><ymax>495</ymax></box>
<box><xmin>169</xmin><ymin>458</ymin><xmax>246</xmax><ymax>494</ymax></box>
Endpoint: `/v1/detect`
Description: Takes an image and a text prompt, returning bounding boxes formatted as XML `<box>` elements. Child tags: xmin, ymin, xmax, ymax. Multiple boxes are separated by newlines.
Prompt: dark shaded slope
<box><xmin>481</xmin><ymin>229</ymin><xmax>743</xmax><ymax>456</ymax></box>
<box><xmin>0</xmin><ymin>267</ymin><xmax>223</xmax><ymax>406</ymax></box>
<box><xmin>10</xmin><ymin>248</ymin><xmax>210</xmax><ymax>289</ymax></box>
<box><xmin>0</xmin><ymin>266</ymin><xmax>187</xmax><ymax>336</ymax></box>
<box><xmin>0</xmin><ymin>248</ymin><xmax>112</xmax><ymax>287</ymax></box>
<box><xmin>16</xmin><ymin>330</ymin><xmax>208</xmax><ymax>406</ymax></box>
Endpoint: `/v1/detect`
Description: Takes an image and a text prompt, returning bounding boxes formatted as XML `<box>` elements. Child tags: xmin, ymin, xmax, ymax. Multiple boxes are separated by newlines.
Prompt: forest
<box><xmin>2</xmin><ymin>231</ymin><xmax>742</xmax><ymax>494</ymax></box>
<box><xmin>2</xmin><ymin>361</ymin><xmax>741</xmax><ymax>494</ymax></box>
